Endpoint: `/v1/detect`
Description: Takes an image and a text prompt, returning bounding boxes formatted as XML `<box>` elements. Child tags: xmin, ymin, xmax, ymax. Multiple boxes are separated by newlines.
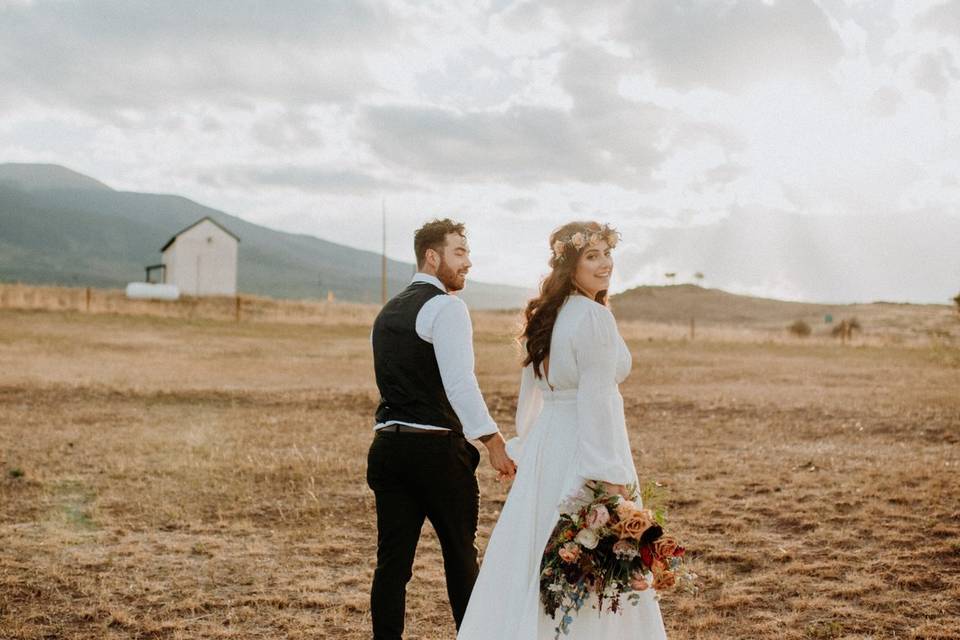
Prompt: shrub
<box><xmin>831</xmin><ymin>318</ymin><xmax>862</xmax><ymax>343</ymax></box>
<box><xmin>788</xmin><ymin>320</ymin><xmax>812</xmax><ymax>337</ymax></box>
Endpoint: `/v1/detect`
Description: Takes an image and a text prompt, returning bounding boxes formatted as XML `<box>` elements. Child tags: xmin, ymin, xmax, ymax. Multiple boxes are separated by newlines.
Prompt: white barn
<box><xmin>148</xmin><ymin>217</ymin><xmax>240</xmax><ymax>296</ymax></box>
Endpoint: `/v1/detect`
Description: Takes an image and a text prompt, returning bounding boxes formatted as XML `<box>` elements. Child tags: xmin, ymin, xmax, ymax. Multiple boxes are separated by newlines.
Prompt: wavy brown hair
<box><xmin>520</xmin><ymin>221</ymin><xmax>617</xmax><ymax>379</ymax></box>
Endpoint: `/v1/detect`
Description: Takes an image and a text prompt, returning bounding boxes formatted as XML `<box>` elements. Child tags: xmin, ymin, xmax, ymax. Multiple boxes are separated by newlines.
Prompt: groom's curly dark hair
<box><xmin>414</xmin><ymin>218</ymin><xmax>466</xmax><ymax>268</ymax></box>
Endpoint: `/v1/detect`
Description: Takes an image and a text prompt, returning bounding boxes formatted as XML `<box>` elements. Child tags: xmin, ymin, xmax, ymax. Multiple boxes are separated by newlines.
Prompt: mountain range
<box><xmin>0</xmin><ymin>163</ymin><xmax>533</xmax><ymax>309</ymax></box>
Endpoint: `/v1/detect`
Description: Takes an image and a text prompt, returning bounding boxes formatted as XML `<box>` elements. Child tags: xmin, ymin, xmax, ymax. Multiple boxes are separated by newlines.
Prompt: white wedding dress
<box><xmin>458</xmin><ymin>295</ymin><xmax>667</xmax><ymax>640</ymax></box>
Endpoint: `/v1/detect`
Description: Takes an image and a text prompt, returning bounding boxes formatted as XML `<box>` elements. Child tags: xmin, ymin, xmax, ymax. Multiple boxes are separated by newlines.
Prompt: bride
<box><xmin>457</xmin><ymin>221</ymin><xmax>667</xmax><ymax>639</ymax></box>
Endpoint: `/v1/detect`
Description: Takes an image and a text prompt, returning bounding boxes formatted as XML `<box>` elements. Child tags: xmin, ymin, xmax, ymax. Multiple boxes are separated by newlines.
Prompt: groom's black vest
<box><xmin>372</xmin><ymin>282</ymin><xmax>464</xmax><ymax>434</ymax></box>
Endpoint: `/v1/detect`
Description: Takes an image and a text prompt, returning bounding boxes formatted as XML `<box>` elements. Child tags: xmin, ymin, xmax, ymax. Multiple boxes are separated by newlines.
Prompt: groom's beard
<box><xmin>437</xmin><ymin>259</ymin><xmax>467</xmax><ymax>292</ymax></box>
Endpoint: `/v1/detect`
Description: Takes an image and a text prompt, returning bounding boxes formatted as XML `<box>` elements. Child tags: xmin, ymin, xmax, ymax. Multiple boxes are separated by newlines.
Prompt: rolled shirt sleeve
<box><xmin>431</xmin><ymin>296</ymin><xmax>500</xmax><ymax>441</ymax></box>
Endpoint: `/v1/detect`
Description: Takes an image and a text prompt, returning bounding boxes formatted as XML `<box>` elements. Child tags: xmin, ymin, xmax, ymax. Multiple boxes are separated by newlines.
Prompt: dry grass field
<box><xmin>1</xmin><ymin>293</ymin><xmax>959</xmax><ymax>639</ymax></box>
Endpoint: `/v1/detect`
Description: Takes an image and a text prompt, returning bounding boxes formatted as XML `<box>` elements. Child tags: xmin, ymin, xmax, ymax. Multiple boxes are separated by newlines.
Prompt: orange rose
<box><xmin>652</xmin><ymin>570</ymin><xmax>676</xmax><ymax>591</ymax></box>
<box><xmin>614</xmin><ymin>509</ymin><xmax>655</xmax><ymax>540</ymax></box>
<box><xmin>629</xmin><ymin>573</ymin><xmax>650</xmax><ymax>591</ymax></box>
<box><xmin>653</xmin><ymin>535</ymin><xmax>680</xmax><ymax>558</ymax></box>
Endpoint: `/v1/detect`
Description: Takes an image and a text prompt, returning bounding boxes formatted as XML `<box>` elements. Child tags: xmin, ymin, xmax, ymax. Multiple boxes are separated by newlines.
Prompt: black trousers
<box><xmin>366</xmin><ymin>430</ymin><xmax>482</xmax><ymax>640</ymax></box>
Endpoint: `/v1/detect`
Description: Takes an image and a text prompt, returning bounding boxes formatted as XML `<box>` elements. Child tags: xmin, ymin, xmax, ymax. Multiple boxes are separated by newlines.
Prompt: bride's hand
<box><xmin>601</xmin><ymin>482</ymin><xmax>631</xmax><ymax>499</ymax></box>
<box><xmin>481</xmin><ymin>432</ymin><xmax>517</xmax><ymax>481</ymax></box>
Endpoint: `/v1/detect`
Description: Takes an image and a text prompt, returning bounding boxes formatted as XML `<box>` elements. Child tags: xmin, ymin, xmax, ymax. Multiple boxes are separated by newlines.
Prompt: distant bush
<box><xmin>788</xmin><ymin>320</ymin><xmax>812</xmax><ymax>337</ymax></box>
<box><xmin>831</xmin><ymin>318</ymin><xmax>862</xmax><ymax>344</ymax></box>
<box><xmin>953</xmin><ymin>292</ymin><xmax>960</xmax><ymax>316</ymax></box>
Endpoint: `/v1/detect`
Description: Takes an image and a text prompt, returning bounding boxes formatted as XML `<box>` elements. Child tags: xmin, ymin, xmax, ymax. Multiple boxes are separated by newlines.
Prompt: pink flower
<box><xmin>615</xmin><ymin>500</ymin><xmax>638</xmax><ymax>520</ymax></box>
<box><xmin>604</xmin><ymin>229</ymin><xmax>619</xmax><ymax>248</ymax></box>
<box><xmin>585</xmin><ymin>505</ymin><xmax>610</xmax><ymax>530</ymax></box>
<box><xmin>558</xmin><ymin>542</ymin><xmax>581</xmax><ymax>564</ymax></box>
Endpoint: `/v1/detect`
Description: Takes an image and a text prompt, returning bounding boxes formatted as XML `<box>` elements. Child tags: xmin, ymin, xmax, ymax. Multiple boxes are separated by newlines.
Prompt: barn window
<box><xmin>207</xmin><ymin>236</ymin><xmax>213</xmax><ymax>244</ymax></box>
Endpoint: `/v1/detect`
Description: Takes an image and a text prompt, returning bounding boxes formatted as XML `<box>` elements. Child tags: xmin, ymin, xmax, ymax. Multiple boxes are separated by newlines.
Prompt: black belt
<box><xmin>379</xmin><ymin>424</ymin><xmax>452</xmax><ymax>436</ymax></box>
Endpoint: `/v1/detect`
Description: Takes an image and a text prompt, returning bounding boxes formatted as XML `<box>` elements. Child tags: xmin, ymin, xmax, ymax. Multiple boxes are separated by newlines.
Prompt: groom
<box><xmin>367</xmin><ymin>218</ymin><xmax>516</xmax><ymax>640</ymax></box>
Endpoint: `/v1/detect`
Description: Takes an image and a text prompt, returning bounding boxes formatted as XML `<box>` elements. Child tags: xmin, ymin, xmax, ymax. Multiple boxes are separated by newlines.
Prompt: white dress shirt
<box><xmin>373</xmin><ymin>272</ymin><xmax>500</xmax><ymax>441</ymax></box>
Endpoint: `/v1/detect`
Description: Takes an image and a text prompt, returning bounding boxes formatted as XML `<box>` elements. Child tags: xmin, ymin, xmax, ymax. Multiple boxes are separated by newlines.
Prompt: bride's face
<box><xmin>573</xmin><ymin>238</ymin><xmax>612</xmax><ymax>297</ymax></box>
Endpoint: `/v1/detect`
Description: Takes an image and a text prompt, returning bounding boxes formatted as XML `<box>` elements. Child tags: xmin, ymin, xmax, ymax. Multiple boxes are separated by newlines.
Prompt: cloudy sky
<box><xmin>2</xmin><ymin>0</ymin><xmax>959</xmax><ymax>303</ymax></box>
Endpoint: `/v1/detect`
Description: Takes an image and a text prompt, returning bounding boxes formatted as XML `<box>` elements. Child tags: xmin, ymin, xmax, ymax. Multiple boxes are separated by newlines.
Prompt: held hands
<box><xmin>480</xmin><ymin>432</ymin><xmax>517</xmax><ymax>482</ymax></box>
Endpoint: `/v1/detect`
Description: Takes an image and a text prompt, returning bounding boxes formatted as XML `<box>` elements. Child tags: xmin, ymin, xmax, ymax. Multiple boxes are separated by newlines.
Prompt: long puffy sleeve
<box><xmin>505</xmin><ymin>363</ymin><xmax>543</xmax><ymax>462</ymax></box>
<box><xmin>573</xmin><ymin>305</ymin><xmax>636</xmax><ymax>485</ymax></box>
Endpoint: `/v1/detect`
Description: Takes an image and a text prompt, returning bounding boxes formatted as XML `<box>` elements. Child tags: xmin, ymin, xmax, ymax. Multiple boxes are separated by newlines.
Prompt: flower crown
<box><xmin>552</xmin><ymin>224</ymin><xmax>620</xmax><ymax>262</ymax></box>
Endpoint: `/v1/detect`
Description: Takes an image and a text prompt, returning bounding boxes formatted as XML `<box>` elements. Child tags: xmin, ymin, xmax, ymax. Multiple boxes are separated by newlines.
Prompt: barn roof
<box><xmin>160</xmin><ymin>216</ymin><xmax>241</xmax><ymax>252</ymax></box>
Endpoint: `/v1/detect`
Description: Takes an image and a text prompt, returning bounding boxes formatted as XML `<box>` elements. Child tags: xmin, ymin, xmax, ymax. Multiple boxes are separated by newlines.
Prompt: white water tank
<box><xmin>125</xmin><ymin>282</ymin><xmax>180</xmax><ymax>300</ymax></box>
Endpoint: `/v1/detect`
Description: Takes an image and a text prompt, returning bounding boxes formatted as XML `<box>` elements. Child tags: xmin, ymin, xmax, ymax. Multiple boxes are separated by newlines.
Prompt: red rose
<box><xmin>640</xmin><ymin>545</ymin><xmax>654</xmax><ymax>567</ymax></box>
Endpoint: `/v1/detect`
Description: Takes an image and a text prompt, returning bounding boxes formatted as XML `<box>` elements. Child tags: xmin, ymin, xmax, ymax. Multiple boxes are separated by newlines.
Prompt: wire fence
<box><xmin>0</xmin><ymin>283</ymin><xmax>380</xmax><ymax>326</ymax></box>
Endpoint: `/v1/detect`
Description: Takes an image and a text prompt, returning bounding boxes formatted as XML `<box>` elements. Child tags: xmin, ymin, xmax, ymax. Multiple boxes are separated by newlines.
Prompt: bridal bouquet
<box><xmin>539</xmin><ymin>481</ymin><xmax>691</xmax><ymax>637</ymax></box>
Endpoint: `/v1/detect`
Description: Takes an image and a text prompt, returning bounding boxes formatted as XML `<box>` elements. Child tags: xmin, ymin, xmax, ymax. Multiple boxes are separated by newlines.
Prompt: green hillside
<box><xmin>0</xmin><ymin>164</ymin><xmax>533</xmax><ymax>309</ymax></box>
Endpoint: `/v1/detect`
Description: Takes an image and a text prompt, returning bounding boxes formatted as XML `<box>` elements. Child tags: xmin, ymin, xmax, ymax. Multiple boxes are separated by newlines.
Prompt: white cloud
<box><xmin>613</xmin><ymin>0</ymin><xmax>845</xmax><ymax>92</ymax></box>
<box><xmin>0</xmin><ymin>1</ymin><xmax>393</xmax><ymax>114</ymax></box>
<box><xmin>1</xmin><ymin>0</ymin><xmax>958</xmax><ymax>303</ymax></box>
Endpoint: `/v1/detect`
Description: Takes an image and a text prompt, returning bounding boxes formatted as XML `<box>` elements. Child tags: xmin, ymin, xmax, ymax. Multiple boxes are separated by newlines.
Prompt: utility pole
<box><xmin>381</xmin><ymin>199</ymin><xmax>387</xmax><ymax>306</ymax></box>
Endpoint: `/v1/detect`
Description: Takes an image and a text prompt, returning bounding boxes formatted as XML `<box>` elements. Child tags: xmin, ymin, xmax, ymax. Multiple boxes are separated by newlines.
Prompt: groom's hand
<box><xmin>479</xmin><ymin>432</ymin><xmax>516</xmax><ymax>481</ymax></box>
